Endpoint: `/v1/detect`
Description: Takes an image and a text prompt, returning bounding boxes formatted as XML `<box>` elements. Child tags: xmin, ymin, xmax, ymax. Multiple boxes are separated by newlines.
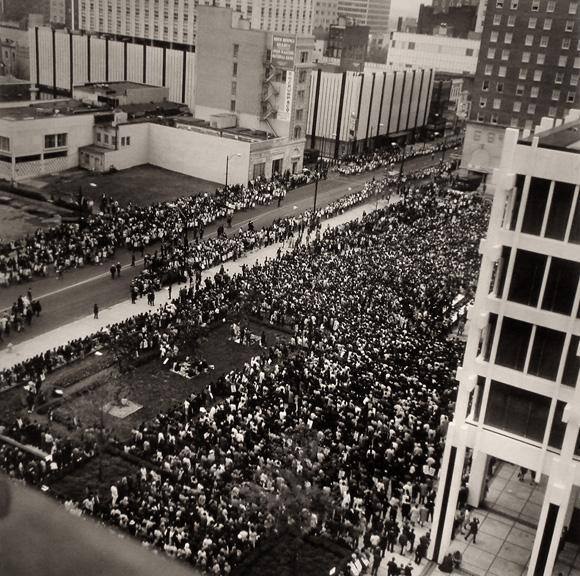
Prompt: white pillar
<box><xmin>428</xmin><ymin>422</ymin><xmax>467</xmax><ymax>564</ymax></box>
<box><xmin>467</xmin><ymin>450</ymin><xmax>488</xmax><ymax>508</ymax></box>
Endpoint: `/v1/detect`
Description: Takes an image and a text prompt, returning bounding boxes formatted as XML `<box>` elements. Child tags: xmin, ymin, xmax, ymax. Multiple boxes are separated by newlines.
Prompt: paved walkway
<box><xmin>427</xmin><ymin>462</ymin><xmax>579</xmax><ymax>576</ymax></box>
<box><xmin>0</xmin><ymin>198</ymin><xmax>389</xmax><ymax>371</ymax></box>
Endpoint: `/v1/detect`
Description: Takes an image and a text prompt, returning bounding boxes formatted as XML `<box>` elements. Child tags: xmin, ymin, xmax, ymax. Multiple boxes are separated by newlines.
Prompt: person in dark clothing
<box><xmin>464</xmin><ymin>517</ymin><xmax>479</xmax><ymax>543</ymax></box>
<box><xmin>110</xmin><ymin>265</ymin><xmax>116</xmax><ymax>280</ymax></box>
<box><xmin>116</xmin><ymin>261</ymin><xmax>122</xmax><ymax>277</ymax></box>
<box><xmin>93</xmin><ymin>303</ymin><xmax>99</xmax><ymax>319</ymax></box>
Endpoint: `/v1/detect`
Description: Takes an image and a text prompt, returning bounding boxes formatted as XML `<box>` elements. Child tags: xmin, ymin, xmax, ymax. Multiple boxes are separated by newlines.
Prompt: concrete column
<box><xmin>467</xmin><ymin>450</ymin><xmax>488</xmax><ymax>508</ymax></box>
<box><xmin>428</xmin><ymin>423</ymin><xmax>467</xmax><ymax>564</ymax></box>
<box><xmin>527</xmin><ymin>462</ymin><xmax>575</xmax><ymax>576</ymax></box>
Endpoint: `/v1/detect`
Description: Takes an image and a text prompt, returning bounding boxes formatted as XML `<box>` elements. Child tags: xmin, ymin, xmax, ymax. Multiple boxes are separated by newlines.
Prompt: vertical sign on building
<box><xmin>279</xmin><ymin>70</ymin><xmax>294</xmax><ymax>122</ymax></box>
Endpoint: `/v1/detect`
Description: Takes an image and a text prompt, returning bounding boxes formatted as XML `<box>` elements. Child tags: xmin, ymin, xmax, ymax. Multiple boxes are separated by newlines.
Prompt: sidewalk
<box><xmin>0</xmin><ymin>198</ymin><xmax>389</xmax><ymax>371</ymax></box>
<box><xmin>429</xmin><ymin>462</ymin><xmax>580</xmax><ymax>576</ymax></box>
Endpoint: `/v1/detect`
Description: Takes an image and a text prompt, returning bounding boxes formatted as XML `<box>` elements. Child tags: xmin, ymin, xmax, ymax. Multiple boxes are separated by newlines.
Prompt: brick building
<box><xmin>461</xmin><ymin>0</ymin><xmax>580</xmax><ymax>176</ymax></box>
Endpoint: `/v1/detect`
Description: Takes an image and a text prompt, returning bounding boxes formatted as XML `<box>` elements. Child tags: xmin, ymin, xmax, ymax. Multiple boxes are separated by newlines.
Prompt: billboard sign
<box><xmin>271</xmin><ymin>35</ymin><xmax>296</xmax><ymax>69</ymax></box>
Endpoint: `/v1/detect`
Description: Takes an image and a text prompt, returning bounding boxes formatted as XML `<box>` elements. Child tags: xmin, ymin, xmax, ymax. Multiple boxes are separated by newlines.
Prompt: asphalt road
<box><xmin>0</xmin><ymin>151</ymin><xmax>446</xmax><ymax>347</ymax></box>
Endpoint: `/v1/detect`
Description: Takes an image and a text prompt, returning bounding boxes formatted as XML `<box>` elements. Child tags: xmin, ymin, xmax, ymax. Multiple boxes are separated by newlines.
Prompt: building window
<box><xmin>0</xmin><ymin>135</ymin><xmax>10</xmax><ymax>151</ymax></box>
<box><xmin>513</xmin><ymin>101</ymin><xmax>521</xmax><ymax>112</ymax></box>
<box><xmin>299</xmin><ymin>50</ymin><xmax>308</xmax><ymax>63</ymax></box>
<box><xmin>493</xmin><ymin>98</ymin><xmax>501</xmax><ymax>110</ymax></box>
<box><xmin>528</xmin><ymin>327</ymin><xmax>566</xmax><ymax>381</ymax></box>
<box><xmin>252</xmin><ymin>162</ymin><xmax>265</xmax><ymax>178</ymax></box>
<box><xmin>562</xmin><ymin>336</ymin><xmax>580</xmax><ymax>387</ymax></box>
<box><xmin>233</xmin><ymin>62</ymin><xmax>238</xmax><ymax>76</ymax></box>
<box><xmin>528</xmin><ymin>17</ymin><xmax>537</xmax><ymax>29</ymax></box>
<box><xmin>507</xmin><ymin>15</ymin><xmax>515</xmax><ymax>26</ymax></box>
<box><xmin>537</xmin><ymin>53</ymin><xmax>545</xmax><ymax>65</ymax></box>
<box><xmin>565</xmin><ymin>20</ymin><xmax>575</xmax><ymax>32</ymax></box>
<box><xmin>531</xmin><ymin>0</ymin><xmax>539</xmax><ymax>10</ymax></box>
<box><xmin>533</xmin><ymin>70</ymin><xmax>542</xmax><ymax>81</ymax></box>
<box><xmin>522</xmin><ymin>51</ymin><xmax>530</xmax><ymax>63</ymax></box>
<box><xmin>519</xmin><ymin>68</ymin><xmax>528</xmax><ymax>80</ymax></box>
<box><xmin>493</xmin><ymin>14</ymin><xmax>502</xmax><ymax>25</ymax></box>
<box><xmin>522</xmin><ymin>177</ymin><xmax>551</xmax><ymax>235</ymax></box>
<box><xmin>516</xmin><ymin>84</ymin><xmax>524</xmax><ymax>95</ymax></box>
<box><xmin>298</xmin><ymin>70</ymin><xmax>307</xmax><ymax>83</ymax></box>
<box><xmin>510</xmin><ymin>0</ymin><xmax>518</xmax><ymax>7</ymax></box>
<box><xmin>490</xmin><ymin>31</ymin><xmax>499</xmax><ymax>43</ymax></box>
<box><xmin>510</xmin><ymin>118</ymin><xmax>519</xmax><ymax>128</ymax></box>
<box><xmin>549</xmin><ymin>106</ymin><xmax>558</xmax><ymax>117</ymax></box>
<box><xmin>547</xmin><ymin>0</ymin><xmax>556</xmax><ymax>11</ymax></box>
<box><xmin>525</xmin><ymin>34</ymin><xmax>534</xmax><ymax>46</ymax></box>
<box><xmin>540</xmin><ymin>35</ymin><xmax>549</xmax><ymax>47</ymax></box>
<box><xmin>559</xmin><ymin>56</ymin><xmax>568</xmax><ymax>67</ymax></box>
<box><xmin>504</xmin><ymin>32</ymin><xmax>513</xmax><ymax>44</ymax></box>
<box><xmin>230</xmin><ymin>99</ymin><xmax>236</xmax><ymax>112</ymax></box>
<box><xmin>571</xmin><ymin>74</ymin><xmax>579</xmax><ymax>86</ymax></box>
<box><xmin>482</xmin><ymin>80</ymin><xmax>490</xmax><ymax>91</ymax></box>
<box><xmin>491</xmin><ymin>113</ymin><xmax>499</xmax><ymax>124</ymax></box>
<box><xmin>531</xmin><ymin>86</ymin><xmax>539</xmax><ymax>98</ymax></box>
<box><xmin>570</xmin><ymin>2</ymin><xmax>578</xmax><ymax>15</ymax></box>
<box><xmin>502</xmin><ymin>49</ymin><xmax>510</xmax><ymax>61</ymax></box>
<box><xmin>485</xmin><ymin>64</ymin><xmax>493</xmax><ymax>75</ymax></box>
<box><xmin>231</xmin><ymin>81</ymin><xmax>237</xmax><ymax>96</ymax></box>
<box><xmin>479</xmin><ymin>97</ymin><xmax>487</xmax><ymax>108</ymax></box>
<box><xmin>568</xmin><ymin>91</ymin><xmax>577</xmax><ymax>103</ymax></box>
<box><xmin>233</xmin><ymin>43</ymin><xmax>239</xmax><ymax>57</ymax></box>
<box><xmin>508</xmin><ymin>250</ymin><xmax>547</xmax><ymax>307</ymax></box>
<box><xmin>44</xmin><ymin>133</ymin><xmax>67</xmax><ymax>148</ymax></box>
<box><xmin>543</xmin><ymin>18</ymin><xmax>552</xmax><ymax>30</ymax></box>
<box><xmin>294</xmin><ymin>126</ymin><xmax>302</xmax><ymax>138</ymax></box>
<box><xmin>562</xmin><ymin>38</ymin><xmax>571</xmax><ymax>50</ymax></box>
<box><xmin>497</xmin><ymin>82</ymin><xmax>504</xmax><ymax>93</ymax></box>
<box><xmin>542</xmin><ymin>257</ymin><xmax>580</xmax><ymax>315</ymax></box>
<box><xmin>498</xmin><ymin>66</ymin><xmax>507</xmax><ymax>77</ymax></box>
<box><xmin>551</xmin><ymin>89</ymin><xmax>561</xmax><ymax>101</ymax></box>
<box><xmin>485</xmin><ymin>380</ymin><xmax>550</xmax><ymax>443</ymax></box>
<box><xmin>295</xmin><ymin>108</ymin><xmax>303</xmax><ymax>121</ymax></box>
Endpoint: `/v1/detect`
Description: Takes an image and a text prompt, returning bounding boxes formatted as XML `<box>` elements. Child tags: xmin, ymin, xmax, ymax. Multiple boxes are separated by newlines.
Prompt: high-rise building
<box><xmin>429</xmin><ymin>116</ymin><xmax>580</xmax><ymax>576</ymax></box>
<box><xmin>312</xmin><ymin>0</ymin><xmax>339</xmax><ymax>30</ymax></box>
<box><xmin>417</xmin><ymin>3</ymin><xmax>479</xmax><ymax>38</ymax></box>
<box><xmin>77</xmin><ymin>0</ymin><xmax>320</xmax><ymax>44</ymax></box>
<box><xmin>50</xmin><ymin>0</ymin><xmax>79</xmax><ymax>27</ymax></box>
<box><xmin>432</xmin><ymin>0</ymin><xmax>480</xmax><ymax>11</ymax></box>
<box><xmin>337</xmin><ymin>0</ymin><xmax>391</xmax><ymax>34</ymax></box>
<box><xmin>461</xmin><ymin>0</ymin><xmax>580</xmax><ymax>176</ymax></box>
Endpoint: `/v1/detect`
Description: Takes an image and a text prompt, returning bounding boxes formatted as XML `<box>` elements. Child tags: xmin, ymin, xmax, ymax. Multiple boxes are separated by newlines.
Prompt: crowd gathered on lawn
<box><xmin>0</xmin><ymin>152</ymin><xmax>489</xmax><ymax>575</ymax></box>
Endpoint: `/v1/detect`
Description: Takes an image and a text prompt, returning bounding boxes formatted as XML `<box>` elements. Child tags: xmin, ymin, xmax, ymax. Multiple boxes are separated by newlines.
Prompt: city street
<box><xmin>0</xmin><ymin>150</ymin><xmax>446</xmax><ymax>347</ymax></box>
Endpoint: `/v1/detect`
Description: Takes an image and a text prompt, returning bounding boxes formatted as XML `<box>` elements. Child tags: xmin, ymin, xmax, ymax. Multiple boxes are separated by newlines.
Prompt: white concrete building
<box><xmin>29</xmin><ymin>27</ymin><xmax>195</xmax><ymax>108</ymax></box>
<box><xmin>307</xmin><ymin>67</ymin><xmax>434</xmax><ymax>157</ymax></box>
<box><xmin>429</xmin><ymin>118</ymin><xmax>580</xmax><ymax>574</ymax></box>
<box><xmin>387</xmin><ymin>31</ymin><xmax>479</xmax><ymax>75</ymax></box>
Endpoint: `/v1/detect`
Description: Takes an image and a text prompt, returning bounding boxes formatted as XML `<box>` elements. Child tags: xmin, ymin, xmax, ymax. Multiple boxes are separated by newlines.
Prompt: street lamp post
<box><xmin>225</xmin><ymin>153</ymin><xmax>242</xmax><ymax>188</ymax></box>
<box><xmin>434</xmin><ymin>131</ymin><xmax>447</xmax><ymax>172</ymax></box>
<box><xmin>391</xmin><ymin>142</ymin><xmax>405</xmax><ymax>195</ymax></box>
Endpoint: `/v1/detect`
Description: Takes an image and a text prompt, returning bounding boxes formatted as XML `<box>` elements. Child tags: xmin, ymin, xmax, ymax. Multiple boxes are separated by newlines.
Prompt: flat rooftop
<box><xmin>175</xmin><ymin>118</ymin><xmax>276</xmax><ymax>142</ymax></box>
<box><xmin>520</xmin><ymin>118</ymin><xmax>580</xmax><ymax>151</ymax></box>
<box><xmin>74</xmin><ymin>82</ymin><xmax>164</xmax><ymax>96</ymax></box>
<box><xmin>0</xmin><ymin>99</ymin><xmax>100</xmax><ymax>121</ymax></box>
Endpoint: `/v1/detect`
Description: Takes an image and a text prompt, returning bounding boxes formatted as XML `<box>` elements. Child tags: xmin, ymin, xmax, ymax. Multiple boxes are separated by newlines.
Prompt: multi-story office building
<box><xmin>312</xmin><ymin>0</ymin><xmax>338</xmax><ymax>30</ymax></box>
<box><xmin>77</xmin><ymin>0</ymin><xmax>321</xmax><ymax>43</ymax></box>
<box><xmin>417</xmin><ymin>3</ymin><xmax>479</xmax><ymax>38</ymax></box>
<box><xmin>50</xmin><ymin>0</ymin><xmax>79</xmax><ymax>28</ymax></box>
<box><xmin>387</xmin><ymin>32</ymin><xmax>480</xmax><ymax>75</ymax></box>
<box><xmin>337</xmin><ymin>0</ymin><xmax>391</xmax><ymax>34</ymax></box>
<box><xmin>429</xmin><ymin>117</ymin><xmax>580</xmax><ymax>575</ymax></box>
<box><xmin>461</xmin><ymin>0</ymin><xmax>580</xmax><ymax>175</ymax></box>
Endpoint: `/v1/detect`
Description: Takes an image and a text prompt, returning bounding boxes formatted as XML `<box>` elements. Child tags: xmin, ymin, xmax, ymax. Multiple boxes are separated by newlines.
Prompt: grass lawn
<box><xmin>233</xmin><ymin>529</ymin><xmax>352</xmax><ymax>576</ymax></box>
<box><xmin>41</xmin><ymin>164</ymin><xmax>219</xmax><ymax>208</ymax></box>
<box><xmin>49</xmin><ymin>452</ymin><xmax>138</xmax><ymax>502</ymax></box>
<box><xmin>52</xmin><ymin>321</ymin><xmax>289</xmax><ymax>440</ymax></box>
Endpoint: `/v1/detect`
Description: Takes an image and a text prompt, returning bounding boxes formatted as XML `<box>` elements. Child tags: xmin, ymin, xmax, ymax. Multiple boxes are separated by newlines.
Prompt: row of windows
<box><xmin>489</xmin><ymin>31</ymin><xmax>579</xmax><ymax>48</ymax></box>
<box><xmin>493</xmin><ymin>13</ymin><xmax>578</xmax><ymax>30</ymax></box>
<box><xmin>496</xmin><ymin>248</ymin><xmax>579</xmax><ymax>316</ymax></box>
<box><xmin>479</xmin><ymin>91</ymin><xmax>576</xmax><ymax>111</ymax></box>
<box><xmin>509</xmin><ymin>176</ymin><xmax>580</xmax><ymax>242</ymax></box>
<box><xmin>483</xmin><ymin>74</ymin><xmax>579</xmax><ymax>93</ymax></box>
<box><xmin>475</xmin><ymin>110</ymin><xmax>563</xmax><ymax>127</ymax></box>
<box><xmin>484</xmin><ymin>57</ymin><xmax>578</xmax><ymax>77</ymax></box>
<box><xmin>484</xmin><ymin>314</ymin><xmax>579</xmax><ymax>385</ymax></box>
<box><xmin>477</xmin><ymin>378</ymin><xmax>580</xmax><ymax>454</ymax></box>
<box><xmin>495</xmin><ymin>0</ymin><xmax>577</xmax><ymax>14</ymax></box>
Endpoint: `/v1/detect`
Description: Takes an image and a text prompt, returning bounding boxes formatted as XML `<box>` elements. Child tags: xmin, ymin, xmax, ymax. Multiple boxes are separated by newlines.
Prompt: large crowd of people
<box><xmin>0</xmin><ymin>141</ymin><xmax>488</xmax><ymax>575</ymax></box>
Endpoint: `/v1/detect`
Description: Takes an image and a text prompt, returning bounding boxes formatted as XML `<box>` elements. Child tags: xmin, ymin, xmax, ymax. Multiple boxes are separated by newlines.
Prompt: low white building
<box><xmin>387</xmin><ymin>32</ymin><xmax>479</xmax><ymax>76</ymax></box>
